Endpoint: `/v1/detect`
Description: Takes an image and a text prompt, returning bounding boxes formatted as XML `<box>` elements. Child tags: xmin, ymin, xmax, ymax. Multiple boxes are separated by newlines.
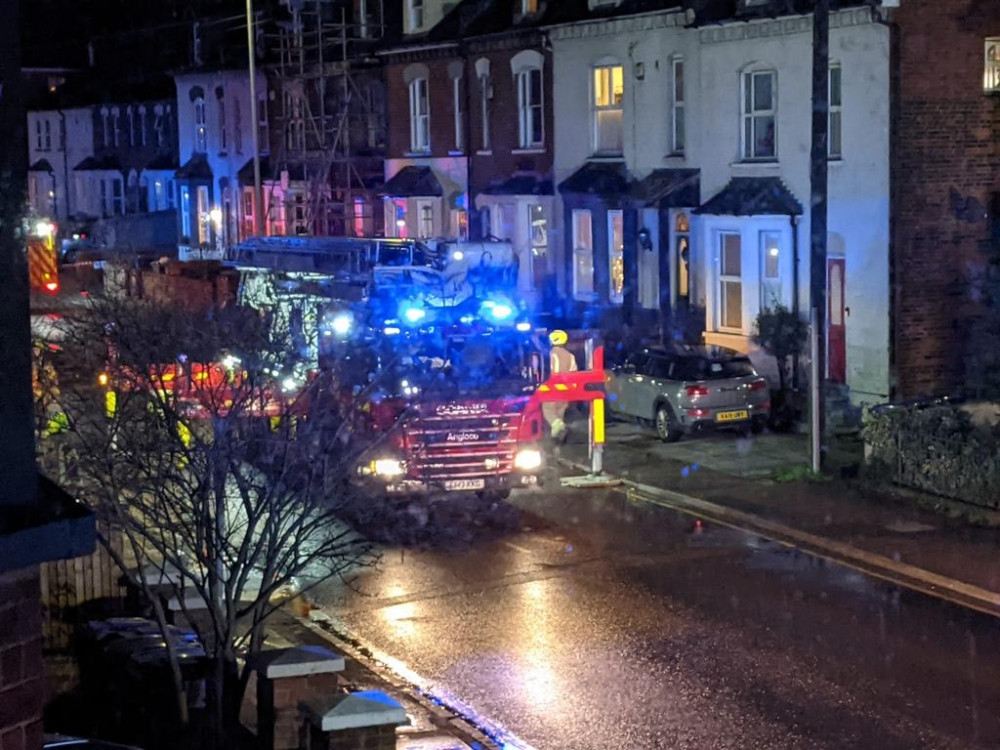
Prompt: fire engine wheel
<box><xmin>655</xmin><ymin>404</ymin><xmax>683</xmax><ymax>443</ymax></box>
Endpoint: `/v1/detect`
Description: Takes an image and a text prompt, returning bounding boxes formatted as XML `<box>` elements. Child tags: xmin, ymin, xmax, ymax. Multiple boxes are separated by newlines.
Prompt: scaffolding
<box><xmin>264</xmin><ymin>0</ymin><xmax>386</xmax><ymax>238</ymax></box>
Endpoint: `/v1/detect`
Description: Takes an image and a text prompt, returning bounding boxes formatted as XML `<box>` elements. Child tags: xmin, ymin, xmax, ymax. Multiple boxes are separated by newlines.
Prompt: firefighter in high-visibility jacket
<box><xmin>543</xmin><ymin>330</ymin><xmax>578</xmax><ymax>442</ymax></box>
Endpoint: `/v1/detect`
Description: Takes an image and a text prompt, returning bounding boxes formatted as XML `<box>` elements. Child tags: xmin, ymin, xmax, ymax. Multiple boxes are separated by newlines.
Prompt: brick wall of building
<box><xmin>385</xmin><ymin>54</ymin><xmax>466</xmax><ymax>159</ymax></box>
<box><xmin>0</xmin><ymin>568</ymin><xmax>45</xmax><ymax>750</ymax></box>
<box><xmin>466</xmin><ymin>42</ymin><xmax>554</xmax><ymax>195</ymax></box>
<box><xmin>892</xmin><ymin>0</ymin><xmax>1000</xmax><ymax>398</ymax></box>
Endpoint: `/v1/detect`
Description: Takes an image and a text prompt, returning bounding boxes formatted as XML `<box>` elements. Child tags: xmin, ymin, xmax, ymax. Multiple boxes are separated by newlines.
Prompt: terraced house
<box><xmin>547</xmin><ymin>0</ymin><xmax>893</xmax><ymax>406</ymax></box>
<box><xmin>379</xmin><ymin>0</ymin><xmax>556</xmax><ymax>302</ymax></box>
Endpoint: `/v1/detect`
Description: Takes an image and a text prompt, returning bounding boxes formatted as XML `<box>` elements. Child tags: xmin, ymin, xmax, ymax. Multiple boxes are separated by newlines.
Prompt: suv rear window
<box><xmin>671</xmin><ymin>357</ymin><xmax>755</xmax><ymax>380</ymax></box>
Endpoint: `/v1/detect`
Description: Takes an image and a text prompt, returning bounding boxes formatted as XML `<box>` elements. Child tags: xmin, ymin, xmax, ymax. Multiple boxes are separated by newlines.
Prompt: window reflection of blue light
<box><xmin>384</xmin><ymin>326</ymin><xmax>401</xmax><ymax>335</ymax></box>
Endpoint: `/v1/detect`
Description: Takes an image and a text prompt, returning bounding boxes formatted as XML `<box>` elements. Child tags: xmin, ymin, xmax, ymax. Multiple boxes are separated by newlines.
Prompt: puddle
<box><xmin>883</xmin><ymin>520</ymin><xmax>937</xmax><ymax>534</ymax></box>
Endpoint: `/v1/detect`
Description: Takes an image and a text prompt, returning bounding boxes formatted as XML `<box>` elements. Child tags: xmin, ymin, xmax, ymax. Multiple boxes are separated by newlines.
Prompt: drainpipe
<box><xmin>791</xmin><ymin>212</ymin><xmax>800</xmax><ymax>390</ymax></box>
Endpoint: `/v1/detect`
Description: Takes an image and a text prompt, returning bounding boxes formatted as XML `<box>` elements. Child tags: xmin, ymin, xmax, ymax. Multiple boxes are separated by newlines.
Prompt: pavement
<box><xmin>560</xmin><ymin>420</ymin><xmax>1000</xmax><ymax>616</ymax></box>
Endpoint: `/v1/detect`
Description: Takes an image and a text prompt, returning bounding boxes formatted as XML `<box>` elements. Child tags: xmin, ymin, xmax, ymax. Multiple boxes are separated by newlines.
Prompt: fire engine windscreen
<box><xmin>400</xmin><ymin>335</ymin><xmax>538</xmax><ymax>398</ymax></box>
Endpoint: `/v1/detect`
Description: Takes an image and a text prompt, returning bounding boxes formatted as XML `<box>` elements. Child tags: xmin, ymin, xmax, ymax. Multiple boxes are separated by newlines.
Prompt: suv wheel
<box><xmin>655</xmin><ymin>404</ymin><xmax>683</xmax><ymax>443</ymax></box>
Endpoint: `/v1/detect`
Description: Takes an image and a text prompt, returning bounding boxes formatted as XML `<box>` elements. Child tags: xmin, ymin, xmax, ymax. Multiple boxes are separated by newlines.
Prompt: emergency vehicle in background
<box><xmin>28</xmin><ymin>219</ymin><xmax>60</xmax><ymax>294</ymax></box>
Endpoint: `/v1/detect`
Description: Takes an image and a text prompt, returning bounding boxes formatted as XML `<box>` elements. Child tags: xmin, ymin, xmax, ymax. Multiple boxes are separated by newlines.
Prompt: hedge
<box><xmin>863</xmin><ymin>405</ymin><xmax>1000</xmax><ymax>509</ymax></box>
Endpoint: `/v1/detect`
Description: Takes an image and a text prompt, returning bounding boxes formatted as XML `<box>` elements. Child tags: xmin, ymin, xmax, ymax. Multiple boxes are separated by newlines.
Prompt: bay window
<box><xmin>719</xmin><ymin>232</ymin><xmax>742</xmax><ymax>330</ymax></box>
<box><xmin>572</xmin><ymin>209</ymin><xmax>595</xmax><ymax>301</ymax></box>
<box><xmin>608</xmin><ymin>210</ymin><xmax>624</xmax><ymax>304</ymax></box>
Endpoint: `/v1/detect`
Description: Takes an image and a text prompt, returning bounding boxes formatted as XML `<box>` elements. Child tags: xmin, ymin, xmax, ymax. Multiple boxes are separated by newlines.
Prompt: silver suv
<box><xmin>606</xmin><ymin>346</ymin><xmax>770</xmax><ymax>442</ymax></box>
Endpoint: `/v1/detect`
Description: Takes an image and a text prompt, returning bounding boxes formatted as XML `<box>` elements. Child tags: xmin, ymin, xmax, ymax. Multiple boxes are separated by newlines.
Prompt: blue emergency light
<box><xmin>404</xmin><ymin>306</ymin><xmax>426</xmax><ymax>323</ymax></box>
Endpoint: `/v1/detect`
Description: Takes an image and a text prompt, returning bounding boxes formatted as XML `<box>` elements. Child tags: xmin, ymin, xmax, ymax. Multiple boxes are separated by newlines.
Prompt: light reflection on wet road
<box><xmin>313</xmin><ymin>479</ymin><xmax>1000</xmax><ymax>750</ymax></box>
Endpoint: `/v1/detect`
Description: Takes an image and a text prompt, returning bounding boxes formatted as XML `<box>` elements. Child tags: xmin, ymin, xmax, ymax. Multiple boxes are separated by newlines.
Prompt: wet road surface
<box><xmin>313</xmin><ymin>475</ymin><xmax>1000</xmax><ymax>750</ymax></box>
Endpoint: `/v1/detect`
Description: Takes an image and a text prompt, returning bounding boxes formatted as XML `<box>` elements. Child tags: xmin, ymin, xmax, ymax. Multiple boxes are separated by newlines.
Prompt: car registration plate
<box><xmin>443</xmin><ymin>479</ymin><xmax>486</xmax><ymax>491</ymax></box>
<box><xmin>716</xmin><ymin>410</ymin><xmax>749</xmax><ymax>423</ymax></box>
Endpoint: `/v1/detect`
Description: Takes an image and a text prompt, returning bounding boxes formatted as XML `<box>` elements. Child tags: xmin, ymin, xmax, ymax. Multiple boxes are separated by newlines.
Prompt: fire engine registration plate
<box><xmin>444</xmin><ymin>479</ymin><xmax>486</xmax><ymax>491</ymax></box>
<box><xmin>716</xmin><ymin>410</ymin><xmax>749</xmax><ymax>423</ymax></box>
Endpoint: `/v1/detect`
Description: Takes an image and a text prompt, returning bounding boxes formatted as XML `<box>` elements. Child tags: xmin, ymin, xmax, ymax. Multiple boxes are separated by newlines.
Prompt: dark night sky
<box><xmin>20</xmin><ymin>0</ymin><xmax>249</xmax><ymax>69</ymax></box>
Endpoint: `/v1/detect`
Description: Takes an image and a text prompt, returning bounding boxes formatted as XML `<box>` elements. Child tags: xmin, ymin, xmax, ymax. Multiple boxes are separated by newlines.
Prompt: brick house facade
<box><xmin>380</xmin><ymin>0</ymin><xmax>556</xmax><ymax>302</ymax></box>
<box><xmin>891</xmin><ymin>0</ymin><xmax>1000</xmax><ymax>399</ymax></box>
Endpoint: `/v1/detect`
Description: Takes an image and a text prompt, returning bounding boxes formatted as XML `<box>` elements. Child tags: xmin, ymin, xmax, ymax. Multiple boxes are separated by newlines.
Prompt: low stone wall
<box><xmin>864</xmin><ymin>404</ymin><xmax>1000</xmax><ymax>509</ymax></box>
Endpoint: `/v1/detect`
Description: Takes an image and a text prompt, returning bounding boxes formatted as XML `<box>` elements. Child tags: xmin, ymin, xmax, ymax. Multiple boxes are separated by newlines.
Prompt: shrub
<box><xmin>752</xmin><ymin>304</ymin><xmax>807</xmax><ymax>392</ymax></box>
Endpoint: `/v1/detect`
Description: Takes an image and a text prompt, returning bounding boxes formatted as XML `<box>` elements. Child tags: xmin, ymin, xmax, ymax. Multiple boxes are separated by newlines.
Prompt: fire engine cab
<box><xmin>351</xmin><ymin>299</ymin><xmax>546</xmax><ymax>502</ymax></box>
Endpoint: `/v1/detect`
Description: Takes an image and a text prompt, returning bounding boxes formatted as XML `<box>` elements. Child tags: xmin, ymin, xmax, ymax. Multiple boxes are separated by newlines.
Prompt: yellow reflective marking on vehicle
<box><xmin>105</xmin><ymin>390</ymin><xmax>116</xmax><ymax>419</ymax></box>
<box><xmin>593</xmin><ymin>398</ymin><xmax>605</xmax><ymax>444</ymax></box>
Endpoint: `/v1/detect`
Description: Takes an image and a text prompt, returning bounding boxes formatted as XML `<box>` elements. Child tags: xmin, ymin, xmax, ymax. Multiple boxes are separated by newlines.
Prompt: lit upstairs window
<box><xmin>985</xmin><ymin>38</ymin><xmax>1000</xmax><ymax>93</ymax></box>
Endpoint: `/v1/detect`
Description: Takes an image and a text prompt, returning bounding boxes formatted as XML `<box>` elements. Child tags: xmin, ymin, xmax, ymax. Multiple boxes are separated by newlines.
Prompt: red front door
<box><xmin>827</xmin><ymin>258</ymin><xmax>846</xmax><ymax>383</ymax></box>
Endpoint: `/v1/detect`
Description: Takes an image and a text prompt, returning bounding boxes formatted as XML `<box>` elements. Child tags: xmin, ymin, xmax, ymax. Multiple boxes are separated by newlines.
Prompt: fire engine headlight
<box><xmin>514</xmin><ymin>448</ymin><xmax>542</xmax><ymax>471</ymax></box>
<box><xmin>516</xmin><ymin>321</ymin><xmax>531</xmax><ymax>332</ymax></box>
<box><xmin>373</xmin><ymin>458</ymin><xmax>406</xmax><ymax>478</ymax></box>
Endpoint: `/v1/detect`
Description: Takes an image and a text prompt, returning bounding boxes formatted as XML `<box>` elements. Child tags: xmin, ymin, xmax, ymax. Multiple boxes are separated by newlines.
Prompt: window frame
<box><xmin>741</xmin><ymin>69</ymin><xmax>777</xmax><ymax>161</ymax></box>
<box><xmin>258</xmin><ymin>95</ymin><xmax>270</xmax><ymax>155</ymax></box>
<box><xmin>408</xmin><ymin>0</ymin><xmax>424</xmax><ymax>32</ymax></box>
<box><xmin>409</xmin><ymin>78</ymin><xmax>430</xmax><ymax>153</ymax></box>
<box><xmin>111</xmin><ymin>107</ymin><xmax>121</xmax><ymax>148</ymax></box>
<box><xmin>416</xmin><ymin>199</ymin><xmax>434</xmax><ymax>239</ymax></box>
<box><xmin>521</xmin><ymin>0</ymin><xmax>539</xmax><ymax>13</ymax></box>
<box><xmin>828</xmin><ymin>63</ymin><xmax>842</xmax><ymax>159</ymax></box>
<box><xmin>138</xmin><ymin>106</ymin><xmax>147</xmax><ymax>147</ymax></box>
<box><xmin>675</xmin><ymin>211</ymin><xmax>690</xmax><ymax>301</ymax></box>
<box><xmin>480</xmin><ymin>73</ymin><xmax>491</xmax><ymax>150</ymax></box>
<box><xmin>718</xmin><ymin>232</ymin><xmax>743</xmax><ymax>332</ymax></box>
<box><xmin>528</xmin><ymin>202</ymin><xmax>547</xmax><ymax>288</ymax></box>
<box><xmin>572</xmin><ymin>208</ymin><xmax>595</xmax><ymax>301</ymax></box>
<box><xmin>194</xmin><ymin>98</ymin><xmax>208</xmax><ymax>153</ymax></box>
<box><xmin>452</xmin><ymin>76</ymin><xmax>464</xmax><ymax>153</ymax></box>
<box><xmin>196</xmin><ymin>185</ymin><xmax>210</xmax><ymax>245</ymax></box>
<box><xmin>592</xmin><ymin>64</ymin><xmax>625</xmax><ymax>156</ymax></box>
<box><xmin>671</xmin><ymin>57</ymin><xmax>685</xmax><ymax>155</ymax></box>
<box><xmin>234</xmin><ymin>98</ymin><xmax>243</xmax><ymax>154</ymax></box>
<box><xmin>608</xmin><ymin>209</ymin><xmax>625</xmax><ymax>305</ymax></box>
<box><xmin>384</xmin><ymin>198</ymin><xmax>407</xmax><ymax>239</ymax></box>
<box><xmin>219</xmin><ymin>92</ymin><xmax>228</xmax><ymax>153</ymax></box>
<box><xmin>760</xmin><ymin>230</ymin><xmax>782</xmax><ymax>309</ymax></box>
<box><xmin>985</xmin><ymin>38</ymin><xmax>1000</xmax><ymax>93</ymax></box>
<box><xmin>516</xmin><ymin>67</ymin><xmax>544</xmax><ymax>149</ymax></box>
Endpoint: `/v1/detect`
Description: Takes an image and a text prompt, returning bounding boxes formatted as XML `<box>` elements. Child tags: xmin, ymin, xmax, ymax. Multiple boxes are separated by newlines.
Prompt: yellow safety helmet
<box><xmin>549</xmin><ymin>330</ymin><xmax>568</xmax><ymax>347</ymax></box>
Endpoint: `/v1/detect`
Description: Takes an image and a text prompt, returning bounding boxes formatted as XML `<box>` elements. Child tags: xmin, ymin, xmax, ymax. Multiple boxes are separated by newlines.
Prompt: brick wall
<box><xmin>892</xmin><ymin>0</ymin><xmax>1000</xmax><ymax>398</ymax></box>
<box><xmin>0</xmin><ymin>568</ymin><xmax>45</xmax><ymax>750</ymax></box>
<box><xmin>466</xmin><ymin>43</ymin><xmax>554</xmax><ymax>195</ymax></box>
<box><xmin>385</xmin><ymin>55</ymin><xmax>466</xmax><ymax>159</ymax></box>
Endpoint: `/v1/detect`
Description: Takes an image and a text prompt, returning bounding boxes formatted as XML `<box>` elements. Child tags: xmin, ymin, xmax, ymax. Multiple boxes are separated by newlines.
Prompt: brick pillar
<box><xmin>300</xmin><ymin>691</ymin><xmax>407</xmax><ymax>750</ymax></box>
<box><xmin>248</xmin><ymin>646</ymin><xmax>346</xmax><ymax>750</ymax></box>
<box><xmin>0</xmin><ymin>568</ymin><xmax>45</xmax><ymax>750</ymax></box>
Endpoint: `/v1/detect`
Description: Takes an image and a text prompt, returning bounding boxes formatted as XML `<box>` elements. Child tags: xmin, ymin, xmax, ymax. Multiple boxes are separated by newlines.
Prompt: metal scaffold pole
<box><xmin>246</xmin><ymin>0</ymin><xmax>264</xmax><ymax>237</ymax></box>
